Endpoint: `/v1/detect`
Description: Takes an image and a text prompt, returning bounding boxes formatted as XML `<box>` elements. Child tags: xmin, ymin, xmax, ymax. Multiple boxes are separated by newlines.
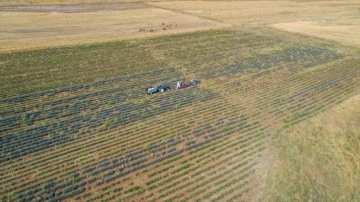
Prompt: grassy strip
<box><xmin>261</xmin><ymin>94</ymin><xmax>360</xmax><ymax>201</ymax></box>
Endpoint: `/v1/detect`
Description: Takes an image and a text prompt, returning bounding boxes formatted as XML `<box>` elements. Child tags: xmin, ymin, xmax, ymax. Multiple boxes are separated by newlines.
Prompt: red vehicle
<box><xmin>176</xmin><ymin>80</ymin><xmax>201</xmax><ymax>89</ymax></box>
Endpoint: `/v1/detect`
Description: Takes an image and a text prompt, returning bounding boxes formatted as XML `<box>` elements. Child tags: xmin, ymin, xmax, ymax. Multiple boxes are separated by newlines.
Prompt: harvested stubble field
<box><xmin>1</xmin><ymin>1</ymin><xmax>360</xmax><ymax>202</ymax></box>
<box><xmin>0</xmin><ymin>4</ymin><xmax>227</xmax><ymax>52</ymax></box>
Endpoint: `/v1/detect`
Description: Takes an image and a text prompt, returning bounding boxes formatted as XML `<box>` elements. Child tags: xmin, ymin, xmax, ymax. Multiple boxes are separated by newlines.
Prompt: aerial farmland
<box><xmin>0</xmin><ymin>0</ymin><xmax>359</xmax><ymax>201</ymax></box>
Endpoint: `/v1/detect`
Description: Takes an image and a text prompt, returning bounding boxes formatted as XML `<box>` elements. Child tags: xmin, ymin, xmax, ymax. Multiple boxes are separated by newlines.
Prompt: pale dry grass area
<box><xmin>271</xmin><ymin>21</ymin><xmax>360</xmax><ymax>47</ymax></box>
<box><xmin>0</xmin><ymin>0</ymin><xmax>141</xmax><ymax>5</ymax></box>
<box><xmin>151</xmin><ymin>0</ymin><xmax>360</xmax><ymax>47</ymax></box>
<box><xmin>260</xmin><ymin>93</ymin><xmax>360</xmax><ymax>201</ymax></box>
<box><xmin>1</xmin><ymin>0</ymin><xmax>359</xmax><ymax>51</ymax></box>
<box><xmin>0</xmin><ymin>8</ymin><xmax>227</xmax><ymax>52</ymax></box>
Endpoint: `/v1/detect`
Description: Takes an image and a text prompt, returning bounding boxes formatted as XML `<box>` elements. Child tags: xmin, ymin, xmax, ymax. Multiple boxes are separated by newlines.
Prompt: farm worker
<box><xmin>177</xmin><ymin>81</ymin><xmax>181</xmax><ymax>89</ymax></box>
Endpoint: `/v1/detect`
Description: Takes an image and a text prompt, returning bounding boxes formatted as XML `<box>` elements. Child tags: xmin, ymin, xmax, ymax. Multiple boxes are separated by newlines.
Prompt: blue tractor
<box><xmin>146</xmin><ymin>83</ymin><xmax>171</xmax><ymax>95</ymax></box>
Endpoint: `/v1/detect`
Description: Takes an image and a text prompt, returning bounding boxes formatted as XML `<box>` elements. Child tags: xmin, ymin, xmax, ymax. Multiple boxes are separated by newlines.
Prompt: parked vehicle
<box><xmin>176</xmin><ymin>79</ymin><xmax>201</xmax><ymax>89</ymax></box>
<box><xmin>146</xmin><ymin>83</ymin><xmax>171</xmax><ymax>95</ymax></box>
